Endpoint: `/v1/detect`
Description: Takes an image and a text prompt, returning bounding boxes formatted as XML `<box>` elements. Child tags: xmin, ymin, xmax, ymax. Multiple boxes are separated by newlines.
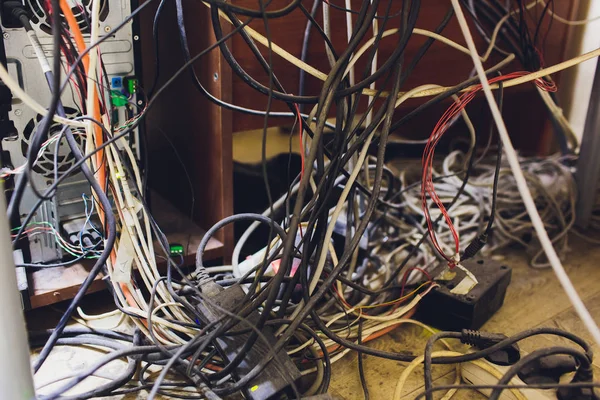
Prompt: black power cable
<box><xmin>462</xmin><ymin>81</ymin><xmax>504</xmax><ymax>260</ymax></box>
<box><xmin>422</xmin><ymin>328</ymin><xmax>594</xmax><ymax>400</ymax></box>
<box><xmin>32</xmin><ymin>80</ymin><xmax>117</xmax><ymax>374</ymax></box>
<box><xmin>7</xmin><ymin>0</ymin><xmax>590</xmax><ymax>397</ymax></box>
<box><xmin>414</xmin><ymin>382</ymin><xmax>600</xmax><ymax>400</ymax></box>
<box><xmin>357</xmin><ymin>319</ymin><xmax>370</xmax><ymax>400</ymax></box>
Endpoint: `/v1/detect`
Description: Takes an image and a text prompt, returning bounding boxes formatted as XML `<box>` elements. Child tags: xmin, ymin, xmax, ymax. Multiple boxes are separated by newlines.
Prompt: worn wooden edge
<box><xmin>27</xmin><ymin>195</ymin><xmax>224</xmax><ymax>309</ymax></box>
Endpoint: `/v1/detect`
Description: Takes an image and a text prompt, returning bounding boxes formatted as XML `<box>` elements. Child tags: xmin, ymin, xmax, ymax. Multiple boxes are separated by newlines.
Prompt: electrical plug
<box><xmin>557</xmin><ymin>364</ymin><xmax>600</xmax><ymax>400</ymax></box>
<box><xmin>461</xmin><ymin>329</ymin><xmax>520</xmax><ymax>366</ymax></box>
<box><xmin>461</xmin><ymin>330</ymin><xmax>595</xmax><ymax>400</ymax></box>
<box><xmin>1</xmin><ymin>1</ymin><xmax>29</xmax><ymax>28</ymax></box>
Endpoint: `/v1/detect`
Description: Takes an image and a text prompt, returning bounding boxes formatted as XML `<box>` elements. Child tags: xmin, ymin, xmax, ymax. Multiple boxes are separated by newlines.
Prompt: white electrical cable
<box><xmin>232</xmin><ymin>180</ymin><xmax>300</xmax><ymax>274</ymax></box>
<box><xmin>451</xmin><ymin>0</ymin><xmax>600</xmax><ymax>347</ymax></box>
<box><xmin>321</xmin><ymin>2</ymin><xmax>337</xmax><ymax>68</ymax></box>
<box><xmin>84</xmin><ymin>0</ymin><xmax>102</xmax><ymax>162</ymax></box>
<box><xmin>0</xmin><ymin>63</ymin><xmax>85</xmax><ymax>127</ymax></box>
<box><xmin>365</xmin><ymin>0</ymin><xmax>378</xmax><ymax>127</ymax></box>
<box><xmin>344</xmin><ymin>0</ymin><xmax>355</xmax><ymax>86</ymax></box>
<box><xmin>204</xmin><ymin>265</ymin><xmax>234</xmax><ymax>274</ymax></box>
<box><xmin>108</xmin><ymin>134</ymin><xmax>195</xmax><ymax>342</ymax></box>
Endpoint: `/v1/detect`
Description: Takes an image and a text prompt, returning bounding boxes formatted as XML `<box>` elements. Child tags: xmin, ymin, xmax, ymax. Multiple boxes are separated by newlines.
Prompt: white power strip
<box><xmin>461</xmin><ymin>356</ymin><xmax>558</xmax><ymax>400</ymax></box>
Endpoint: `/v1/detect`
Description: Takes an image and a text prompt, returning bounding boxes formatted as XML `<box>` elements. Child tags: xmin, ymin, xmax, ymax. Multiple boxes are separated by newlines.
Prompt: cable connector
<box><xmin>461</xmin><ymin>329</ymin><xmax>505</xmax><ymax>348</ymax></box>
<box><xmin>462</xmin><ymin>233</ymin><xmax>488</xmax><ymax>261</ymax></box>
<box><xmin>461</xmin><ymin>329</ymin><xmax>520</xmax><ymax>366</ymax></box>
<box><xmin>557</xmin><ymin>364</ymin><xmax>599</xmax><ymax>400</ymax></box>
<box><xmin>448</xmin><ymin>253</ymin><xmax>461</xmax><ymax>269</ymax></box>
<box><xmin>1</xmin><ymin>1</ymin><xmax>31</xmax><ymax>30</ymax></box>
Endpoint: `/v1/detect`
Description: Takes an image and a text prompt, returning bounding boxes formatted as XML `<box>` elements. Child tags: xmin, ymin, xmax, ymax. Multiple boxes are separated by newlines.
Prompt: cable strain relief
<box><xmin>3</xmin><ymin>2</ymin><xmax>32</xmax><ymax>30</ymax></box>
<box><xmin>557</xmin><ymin>364</ymin><xmax>599</xmax><ymax>400</ymax></box>
<box><xmin>573</xmin><ymin>364</ymin><xmax>594</xmax><ymax>383</ymax></box>
<box><xmin>460</xmin><ymin>329</ymin><xmax>481</xmax><ymax>346</ymax></box>
<box><xmin>4</xmin><ymin>2</ymin><xmax>24</xmax><ymax>16</ymax></box>
<box><xmin>462</xmin><ymin>233</ymin><xmax>488</xmax><ymax>261</ymax></box>
<box><xmin>11</xmin><ymin>6</ymin><xmax>27</xmax><ymax>20</ymax></box>
<box><xmin>195</xmin><ymin>267</ymin><xmax>215</xmax><ymax>288</ymax></box>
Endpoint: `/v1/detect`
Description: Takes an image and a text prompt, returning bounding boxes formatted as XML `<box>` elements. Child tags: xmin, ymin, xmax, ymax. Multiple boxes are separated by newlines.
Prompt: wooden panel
<box><xmin>138</xmin><ymin>0</ymin><xmax>234</xmax><ymax>257</ymax></box>
<box><xmin>28</xmin><ymin>194</ymin><xmax>223</xmax><ymax>309</ymax></box>
<box><xmin>224</xmin><ymin>0</ymin><xmax>576</xmax><ymax>153</ymax></box>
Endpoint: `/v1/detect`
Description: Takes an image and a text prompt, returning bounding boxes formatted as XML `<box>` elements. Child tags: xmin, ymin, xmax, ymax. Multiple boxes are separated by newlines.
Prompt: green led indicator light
<box><xmin>169</xmin><ymin>243</ymin><xmax>184</xmax><ymax>256</ymax></box>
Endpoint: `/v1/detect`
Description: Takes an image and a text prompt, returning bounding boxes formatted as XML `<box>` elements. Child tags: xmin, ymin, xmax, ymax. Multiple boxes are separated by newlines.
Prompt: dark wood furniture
<box><xmin>225</xmin><ymin>0</ymin><xmax>580</xmax><ymax>154</ymax></box>
<box><xmin>28</xmin><ymin>193</ymin><xmax>223</xmax><ymax>308</ymax></box>
<box><xmin>139</xmin><ymin>0</ymin><xmax>234</xmax><ymax>258</ymax></box>
<box><xmin>134</xmin><ymin>0</ymin><xmax>581</xmax><ymax>252</ymax></box>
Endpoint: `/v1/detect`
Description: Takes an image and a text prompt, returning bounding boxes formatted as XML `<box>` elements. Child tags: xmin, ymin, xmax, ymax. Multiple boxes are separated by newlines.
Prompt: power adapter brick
<box><xmin>416</xmin><ymin>257</ymin><xmax>512</xmax><ymax>331</ymax></box>
<box><xmin>195</xmin><ymin>282</ymin><xmax>301</xmax><ymax>399</ymax></box>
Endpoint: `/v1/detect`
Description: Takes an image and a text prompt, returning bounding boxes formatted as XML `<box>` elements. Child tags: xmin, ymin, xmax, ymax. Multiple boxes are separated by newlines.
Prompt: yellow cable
<box><xmin>409</xmin><ymin>47</ymin><xmax>600</xmax><ymax>98</ymax></box>
<box><xmin>205</xmin><ymin>0</ymin><xmax>600</xmax><ymax>103</ymax></box>
<box><xmin>540</xmin><ymin>0</ymin><xmax>600</xmax><ymax>26</ymax></box>
<box><xmin>213</xmin><ymin>7</ymin><xmax>328</xmax><ymax>82</ymax></box>
<box><xmin>393</xmin><ymin>351</ymin><xmax>460</xmax><ymax>400</ymax></box>
<box><xmin>393</xmin><ymin>350</ymin><xmax>527</xmax><ymax>400</ymax></box>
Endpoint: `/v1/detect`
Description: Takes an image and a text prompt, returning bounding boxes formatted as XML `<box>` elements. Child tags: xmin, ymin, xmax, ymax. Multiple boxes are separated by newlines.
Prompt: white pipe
<box><xmin>0</xmin><ymin>181</ymin><xmax>35</xmax><ymax>399</ymax></box>
<box><xmin>451</xmin><ymin>0</ymin><xmax>600</xmax><ymax>347</ymax></box>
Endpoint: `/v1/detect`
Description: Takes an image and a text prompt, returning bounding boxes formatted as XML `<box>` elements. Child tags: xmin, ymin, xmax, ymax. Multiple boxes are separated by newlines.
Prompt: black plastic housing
<box><xmin>416</xmin><ymin>257</ymin><xmax>511</xmax><ymax>330</ymax></box>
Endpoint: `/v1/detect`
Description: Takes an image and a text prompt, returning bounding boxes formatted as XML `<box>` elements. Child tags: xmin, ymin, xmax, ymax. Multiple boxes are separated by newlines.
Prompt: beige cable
<box><xmin>393</xmin><ymin>350</ymin><xmax>527</xmax><ymax>400</ymax></box>
<box><xmin>206</xmin><ymin>2</ymin><xmax>600</xmax><ymax>102</ymax></box>
<box><xmin>540</xmin><ymin>0</ymin><xmax>600</xmax><ymax>26</ymax></box>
